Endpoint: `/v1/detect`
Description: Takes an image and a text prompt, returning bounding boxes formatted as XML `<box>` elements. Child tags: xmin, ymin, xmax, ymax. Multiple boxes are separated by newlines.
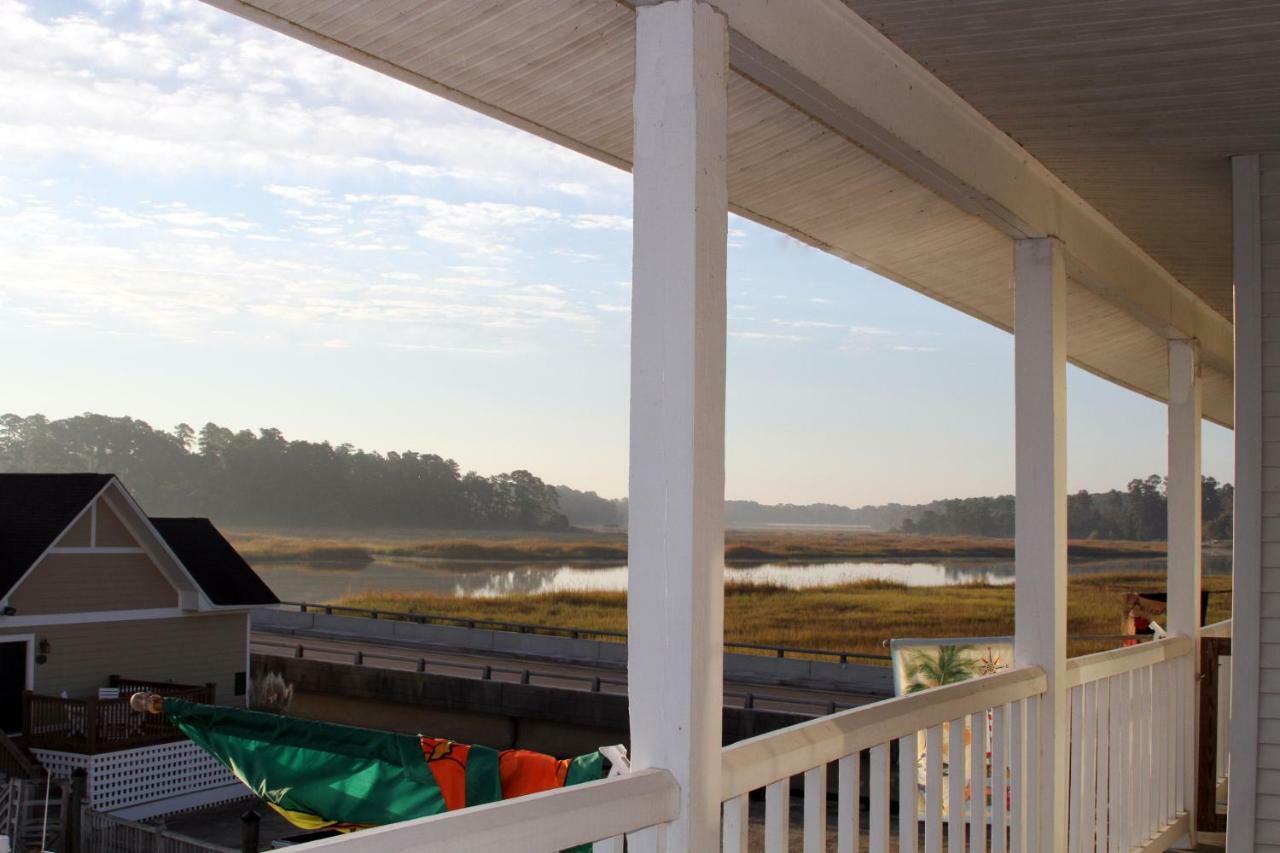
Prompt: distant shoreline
<box><xmin>229</xmin><ymin>528</ymin><xmax>1174</xmax><ymax>566</ymax></box>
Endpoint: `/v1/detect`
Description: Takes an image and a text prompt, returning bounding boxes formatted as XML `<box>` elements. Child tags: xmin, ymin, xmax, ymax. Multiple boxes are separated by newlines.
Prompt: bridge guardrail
<box><xmin>250</xmin><ymin>637</ymin><xmax>855</xmax><ymax>717</ymax></box>
<box><xmin>278</xmin><ymin>600</ymin><xmax>892</xmax><ymax>664</ymax></box>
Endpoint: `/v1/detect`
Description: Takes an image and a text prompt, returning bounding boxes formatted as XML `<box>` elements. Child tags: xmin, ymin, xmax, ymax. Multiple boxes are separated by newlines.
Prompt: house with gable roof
<box><xmin>0</xmin><ymin>473</ymin><xmax>278</xmax><ymax>816</ymax></box>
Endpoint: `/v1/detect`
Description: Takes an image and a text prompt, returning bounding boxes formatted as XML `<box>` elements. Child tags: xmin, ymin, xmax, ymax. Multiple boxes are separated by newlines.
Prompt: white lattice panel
<box><xmin>33</xmin><ymin>740</ymin><xmax>237</xmax><ymax>812</ymax></box>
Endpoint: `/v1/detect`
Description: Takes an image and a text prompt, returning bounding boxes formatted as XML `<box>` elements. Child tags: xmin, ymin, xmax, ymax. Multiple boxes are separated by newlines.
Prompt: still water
<box><xmin>255</xmin><ymin>553</ymin><xmax>1232</xmax><ymax>603</ymax></box>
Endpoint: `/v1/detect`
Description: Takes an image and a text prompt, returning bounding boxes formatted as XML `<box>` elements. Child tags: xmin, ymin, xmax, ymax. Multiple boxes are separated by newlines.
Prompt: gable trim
<box><xmin>0</xmin><ymin>478</ymin><xmax>114</xmax><ymax>607</ymax></box>
<box><xmin>98</xmin><ymin>485</ymin><xmax>209</xmax><ymax>611</ymax></box>
<box><xmin>0</xmin><ymin>607</ymin><xmax>189</xmax><ymax>628</ymax></box>
<box><xmin>47</xmin><ymin>547</ymin><xmax>147</xmax><ymax>555</ymax></box>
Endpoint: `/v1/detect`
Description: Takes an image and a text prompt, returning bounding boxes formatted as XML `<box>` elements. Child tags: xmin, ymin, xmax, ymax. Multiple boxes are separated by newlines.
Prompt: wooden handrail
<box><xmin>0</xmin><ymin>730</ymin><xmax>43</xmax><ymax>780</ymax></box>
<box><xmin>1063</xmin><ymin>634</ymin><xmax>1193</xmax><ymax>688</ymax></box>
<box><xmin>720</xmin><ymin>665</ymin><xmax>1047</xmax><ymax>799</ymax></box>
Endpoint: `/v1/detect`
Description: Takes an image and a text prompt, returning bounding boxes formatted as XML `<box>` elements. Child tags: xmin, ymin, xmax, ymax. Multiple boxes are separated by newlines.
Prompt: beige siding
<box><xmin>7</xmin><ymin>553</ymin><xmax>177</xmax><ymax>614</ymax></box>
<box><xmin>56</xmin><ymin>511</ymin><xmax>92</xmax><ymax>547</ymax></box>
<box><xmin>1260</xmin><ymin>153</ymin><xmax>1280</xmax><ymax>849</ymax></box>
<box><xmin>94</xmin><ymin>501</ymin><xmax>137</xmax><ymax>547</ymax></box>
<box><xmin>0</xmin><ymin>613</ymin><xmax>247</xmax><ymax>705</ymax></box>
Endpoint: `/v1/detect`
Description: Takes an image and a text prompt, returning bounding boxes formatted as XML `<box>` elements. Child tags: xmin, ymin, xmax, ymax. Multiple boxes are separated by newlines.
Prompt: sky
<box><xmin>0</xmin><ymin>0</ymin><xmax>1234</xmax><ymax>507</ymax></box>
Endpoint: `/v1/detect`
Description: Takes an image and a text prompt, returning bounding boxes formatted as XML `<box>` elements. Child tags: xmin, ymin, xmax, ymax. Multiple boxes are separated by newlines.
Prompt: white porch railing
<box><xmin>278</xmin><ymin>634</ymin><xmax>1220</xmax><ymax>853</ymax></box>
<box><xmin>294</xmin><ymin>768</ymin><xmax>678</xmax><ymax>853</ymax></box>
<box><xmin>1064</xmin><ymin>635</ymin><xmax>1194</xmax><ymax>853</ymax></box>
<box><xmin>719</xmin><ymin>666</ymin><xmax>1049</xmax><ymax>852</ymax></box>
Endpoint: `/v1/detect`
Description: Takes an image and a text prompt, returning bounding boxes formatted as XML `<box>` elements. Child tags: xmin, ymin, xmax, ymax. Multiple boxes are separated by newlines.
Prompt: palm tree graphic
<box><xmin>905</xmin><ymin>644</ymin><xmax>980</xmax><ymax>693</ymax></box>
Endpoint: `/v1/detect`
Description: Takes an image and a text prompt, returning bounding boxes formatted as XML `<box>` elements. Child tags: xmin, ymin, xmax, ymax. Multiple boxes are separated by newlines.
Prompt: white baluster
<box><xmin>900</xmin><ymin>736</ymin><xmax>918</xmax><ymax>853</ymax></box>
<box><xmin>870</xmin><ymin>743</ymin><xmax>891</xmax><ymax>853</ymax></box>
<box><xmin>1010</xmin><ymin>700</ymin><xmax>1024</xmax><ymax>853</ymax></box>
<box><xmin>1068</xmin><ymin>687</ymin><xmax>1083</xmax><ymax>853</ymax></box>
<box><xmin>804</xmin><ymin>766</ymin><xmax>827</xmax><ymax>853</ymax></box>
<box><xmin>1078</xmin><ymin>682</ymin><xmax>1096</xmax><ymax>853</ymax></box>
<box><xmin>970</xmin><ymin>711</ymin><xmax>987</xmax><ymax>853</ymax></box>
<box><xmin>949</xmin><ymin>717</ymin><xmax>966</xmax><ymax>853</ymax></box>
<box><xmin>722</xmin><ymin>793</ymin><xmax>749</xmax><ymax>853</ymax></box>
<box><xmin>1113</xmin><ymin>673</ymin><xmax>1130</xmax><ymax>853</ymax></box>
<box><xmin>926</xmin><ymin>725</ymin><xmax>944</xmax><ymax>853</ymax></box>
<box><xmin>839</xmin><ymin>753</ymin><xmax>860</xmax><ymax>853</ymax></box>
<box><xmin>992</xmin><ymin>704</ymin><xmax>1008</xmax><ymax>853</ymax></box>
<box><xmin>1093</xmin><ymin>679</ymin><xmax>1109</xmax><ymax>851</ymax></box>
<box><xmin>766</xmin><ymin>779</ymin><xmax>790</xmax><ymax>853</ymax></box>
<box><xmin>628</xmin><ymin>823</ymin><xmax>668</xmax><ymax>853</ymax></box>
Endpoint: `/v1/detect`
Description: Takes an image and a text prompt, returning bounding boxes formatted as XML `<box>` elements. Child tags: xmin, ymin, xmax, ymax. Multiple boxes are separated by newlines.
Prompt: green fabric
<box><xmin>165</xmin><ymin>697</ymin><xmax>608</xmax><ymax>846</ymax></box>
<box><xmin>164</xmin><ymin>698</ymin><xmax>445</xmax><ymax>827</ymax></box>
<box><xmin>563</xmin><ymin>751</ymin><xmax>604</xmax><ymax>788</ymax></box>
<box><xmin>464</xmin><ymin>744</ymin><xmax>502</xmax><ymax>807</ymax></box>
<box><xmin>561</xmin><ymin>751</ymin><xmax>606</xmax><ymax>853</ymax></box>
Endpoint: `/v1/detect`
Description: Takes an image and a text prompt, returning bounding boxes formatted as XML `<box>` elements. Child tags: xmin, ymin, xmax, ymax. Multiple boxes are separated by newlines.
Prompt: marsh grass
<box><xmin>335</xmin><ymin>571</ymin><xmax>1231</xmax><ymax>663</ymax></box>
<box><xmin>230</xmin><ymin>528</ymin><xmax>1168</xmax><ymax>565</ymax></box>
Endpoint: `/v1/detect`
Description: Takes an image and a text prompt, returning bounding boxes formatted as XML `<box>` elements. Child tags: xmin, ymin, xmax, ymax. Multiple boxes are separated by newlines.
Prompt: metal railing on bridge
<box><xmin>279</xmin><ymin>600</ymin><xmax>891</xmax><ymax>664</ymax></box>
<box><xmin>251</xmin><ymin>636</ymin><xmax>855</xmax><ymax>717</ymax></box>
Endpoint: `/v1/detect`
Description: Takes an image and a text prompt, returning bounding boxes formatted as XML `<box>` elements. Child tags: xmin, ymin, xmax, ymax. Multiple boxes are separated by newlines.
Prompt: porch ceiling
<box><xmin>845</xmin><ymin>0</ymin><xmax>1280</xmax><ymax>324</ymax></box>
<box><xmin>204</xmin><ymin>0</ymin><xmax>1251</xmax><ymax>425</ymax></box>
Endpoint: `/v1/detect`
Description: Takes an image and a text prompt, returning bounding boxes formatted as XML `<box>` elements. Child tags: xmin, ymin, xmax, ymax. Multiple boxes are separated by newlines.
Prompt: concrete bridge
<box><xmin>250</xmin><ymin>607</ymin><xmax>894</xmax><ymax>759</ymax></box>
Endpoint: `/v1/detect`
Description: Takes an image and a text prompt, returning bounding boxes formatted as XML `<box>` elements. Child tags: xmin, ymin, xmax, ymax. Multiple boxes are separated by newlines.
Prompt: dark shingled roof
<box><xmin>0</xmin><ymin>473</ymin><xmax>277</xmax><ymax>608</ymax></box>
<box><xmin>0</xmin><ymin>473</ymin><xmax>113</xmax><ymax>599</ymax></box>
<box><xmin>148</xmin><ymin>517</ymin><xmax>279</xmax><ymax>607</ymax></box>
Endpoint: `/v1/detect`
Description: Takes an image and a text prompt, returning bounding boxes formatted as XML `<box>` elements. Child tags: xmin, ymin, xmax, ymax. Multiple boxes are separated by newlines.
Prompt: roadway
<box><xmin>250</xmin><ymin>629</ymin><xmax>889</xmax><ymax>717</ymax></box>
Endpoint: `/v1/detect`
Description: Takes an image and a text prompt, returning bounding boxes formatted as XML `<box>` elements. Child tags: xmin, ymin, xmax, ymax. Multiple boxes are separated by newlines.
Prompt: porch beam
<box><xmin>1014</xmin><ymin>237</ymin><xmax>1069</xmax><ymax>852</ymax></box>
<box><xmin>690</xmin><ymin>0</ymin><xmax>1233</xmax><ymax>385</ymax></box>
<box><xmin>627</xmin><ymin>2</ymin><xmax>729</xmax><ymax>852</ymax></box>
<box><xmin>1167</xmin><ymin>337</ymin><xmax>1202</xmax><ymax>836</ymax></box>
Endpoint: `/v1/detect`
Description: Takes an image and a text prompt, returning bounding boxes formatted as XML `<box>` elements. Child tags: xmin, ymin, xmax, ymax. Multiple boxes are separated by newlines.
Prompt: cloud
<box><xmin>0</xmin><ymin>1</ymin><xmax>628</xmax><ymax>196</ymax></box>
<box><xmin>731</xmin><ymin>331</ymin><xmax>807</xmax><ymax>343</ymax></box>
<box><xmin>550</xmin><ymin>248</ymin><xmax>603</xmax><ymax>263</ymax></box>
<box><xmin>771</xmin><ymin>319</ymin><xmax>842</xmax><ymax>330</ymax></box>
<box><xmin>0</xmin><ymin>1</ymin><xmax>640</xmax><ymax>361</ymax></box>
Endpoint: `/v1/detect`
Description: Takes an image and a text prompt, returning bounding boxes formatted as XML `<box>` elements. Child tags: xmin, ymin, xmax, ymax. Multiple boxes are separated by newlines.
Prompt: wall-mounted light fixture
<box><xmin>35</xmin><ymin>637</ymin><xmax>50</xmax><ymax>665</ymax></box>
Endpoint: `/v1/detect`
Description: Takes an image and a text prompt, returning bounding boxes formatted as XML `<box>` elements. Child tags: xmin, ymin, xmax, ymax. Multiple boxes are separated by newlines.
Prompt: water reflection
<box><xmin>255</xmin><ymin>553</ymin><xmax>1231</xmax><ymax>603</ymax></box>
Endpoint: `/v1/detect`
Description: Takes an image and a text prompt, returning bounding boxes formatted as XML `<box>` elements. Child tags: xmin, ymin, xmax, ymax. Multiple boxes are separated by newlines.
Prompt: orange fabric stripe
<box><xmin>420</xmin><ymin>737</ymin><xmax>470</xmax><ymax>811</ymax></box>
<box><xmin>498</xmin><ymin>749</ymin><xmax>571</xmax><ymax>800</ymax></box>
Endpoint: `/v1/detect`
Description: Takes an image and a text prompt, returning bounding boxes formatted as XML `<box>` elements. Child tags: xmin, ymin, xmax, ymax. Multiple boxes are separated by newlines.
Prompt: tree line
<box><xmin>898</xmin><ymin>475</ymin><xmax>1233</xmax><ymax>541</ymax></box>
<box><xmin>559</xmin><ymin>477</ymin><xmax>1234</xmax><ymax>542</ymax></box>
<box><xmin>1</xmin><ymin>412</ymin><xmax>1234</xmax><ymax>540</ymax></box>
<box><xmin>0</xmin><ymin>413</ymin><xmax>568</xmax><ymax>530</ymax></box>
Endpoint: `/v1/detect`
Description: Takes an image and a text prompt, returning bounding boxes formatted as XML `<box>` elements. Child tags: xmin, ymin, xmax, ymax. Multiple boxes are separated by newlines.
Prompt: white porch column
<box><xmin>628</xmin><ymin>2</ymin><xmax>728</xmax><ymax>852</ymax></box>
<box><xmin>1167</xmin><ymin>337</ymin><xmax>1201</xmax><ymax>831</ymax></box>
<box><xmin>1226</xmin><ymin>154</ymin><xmax>1264</xmax><ymax>852</ymax></box>
<box><xmin>1014</xmin><ymin>237</ymin><xmax>1068</xmax><ymax>853</ymax></box>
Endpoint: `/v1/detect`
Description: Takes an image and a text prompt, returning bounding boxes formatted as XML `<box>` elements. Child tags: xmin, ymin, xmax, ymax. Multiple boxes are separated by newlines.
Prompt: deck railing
<box><xmin>22</xmin><ymin>679</ymin><xmax>214</xmax><ymax>754</ymax></box>
<box><xmin>81</xmin><ymin>807</ymin><xmax>235</xmax><ymax>853</ymax></box>
<box><xmin>1064</xmin><ymin>634</ymin><xmax>1194</xmax><ymax>852</ymax></box>
<box><xmin>0</xmin><ymin>730</ymin><xmax>43</xmax><ymax>781</ymax></box>
<box><xmin>719</xmin><ymin>665</ymin><xmax>1049</xmax><ymax>851</ymax></box>
<box><xmin>272</xmin><ymin>632</ymin><xmax>1218</xmax><ymax>852</ymax></box>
